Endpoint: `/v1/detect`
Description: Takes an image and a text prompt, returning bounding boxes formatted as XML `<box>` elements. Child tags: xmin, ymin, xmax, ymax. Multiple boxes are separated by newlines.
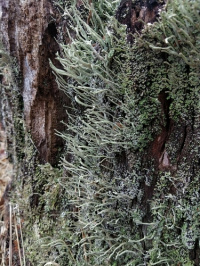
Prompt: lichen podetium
<box><xmin>3</xmin><ymin>0</ymin><xmax>200</xmax><ymax>265</ymax></box>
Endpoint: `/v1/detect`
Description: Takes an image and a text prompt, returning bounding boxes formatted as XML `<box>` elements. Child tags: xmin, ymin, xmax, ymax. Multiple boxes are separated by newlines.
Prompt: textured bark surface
<box><xmin>0</xmin><ymin>3</ymin><xmax>68</xmax><ymax>262</ymax></box>
<box><xmin>0</xmin><ymin>0</ymin><xmax>68</xmax><ymax>165</ymax></box>
<box><xmin>116</xmin><ymin>0</ymin><xmax>165</xmax><ymax>41</ymax></box>
<box><xmin>0</xmin><ymin>0</ymin><xmax>200</xmax><ymax>265</ymax></box>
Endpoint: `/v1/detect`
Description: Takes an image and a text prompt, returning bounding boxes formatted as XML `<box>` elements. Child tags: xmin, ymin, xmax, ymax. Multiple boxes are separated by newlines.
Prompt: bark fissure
<box><xmin>151</xmin><ymin>91</ymin><xmax>173</xmax><ymax>171</ymax></box>
<box><xmin>0</xmin><ymin>0</ymin><xmax>69</xmax><ymax>165</ymax></box>
<box><xmin>116</xmin><ymin>0</ymin><xmax>166</xmax><ymax>42</ymax></box>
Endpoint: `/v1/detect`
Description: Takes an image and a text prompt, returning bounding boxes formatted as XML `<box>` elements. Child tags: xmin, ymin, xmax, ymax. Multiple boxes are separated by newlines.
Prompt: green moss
<box><xmin>45</xmin><ymin>0</ymin><xmax>200</xmax><ymax>264</ymax></box>
<box><xmin>1</xmin><ymin>0</ymin><xmax>200</xmax><ymax>265</ymax></box>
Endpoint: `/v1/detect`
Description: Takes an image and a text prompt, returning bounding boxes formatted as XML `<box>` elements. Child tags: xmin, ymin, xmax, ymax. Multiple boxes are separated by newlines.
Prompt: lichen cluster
<box><xmin>43</xmin><ymin>0</ymin><xmax>199</xmax><ymax>265</ymax></box>
<box><xmin>1</xmin><ymin>0</ymin><xmax>200</xmax><ymax>265</ymax></box>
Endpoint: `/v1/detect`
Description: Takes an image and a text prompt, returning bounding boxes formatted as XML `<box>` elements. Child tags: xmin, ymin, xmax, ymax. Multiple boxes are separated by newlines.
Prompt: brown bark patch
<box><xmin>0</xmin><ymin>0</ymin><xmax>69</xmax><ymax>165</ymax></box>
<box><xmin>150</xmin><ymin>91</ymin><xmax>173</xmax><ymax>171</ymax></box>
<box><xmin>30</xmin><ymin>22</ymin><xmax>69</xmax><ymax>165</ymax></box>
<box><xmin>116</xmin><ymin>0</ymin><xmax>166</xmax><ymax>42</ymax></box>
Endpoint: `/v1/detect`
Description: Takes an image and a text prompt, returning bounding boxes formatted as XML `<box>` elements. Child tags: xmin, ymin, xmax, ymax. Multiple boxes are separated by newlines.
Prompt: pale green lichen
<box><xmin>45</xmin><ymin>0</ymin><xmax>200</xmax><ymax>265</ymax></box>
<box><xmin>2</xmin><ymin>0</ymin><xmax>200</xmax><ymax>265</ymax></box>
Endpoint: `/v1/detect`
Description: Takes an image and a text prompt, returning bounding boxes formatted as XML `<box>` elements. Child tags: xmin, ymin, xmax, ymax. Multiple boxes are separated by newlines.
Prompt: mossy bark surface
<box><xmin>0</xmin><ymin>0</ymin><xmax>200</xmax><ymax>265</ymax></box>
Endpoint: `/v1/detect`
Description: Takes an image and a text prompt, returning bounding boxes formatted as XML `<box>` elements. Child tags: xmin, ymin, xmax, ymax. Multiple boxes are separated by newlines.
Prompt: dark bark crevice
<box><xmin>150</xmin><ymin>90</ymin><xmax>173</xmax><ymax>171</ymax></box>
<box><xmin>116</xmin><ymin>0</ymin><xmax>166</xmax><ymax>42</ymax></box>
<box><xmin>0</xmin><ymin>0</ymin><xmax>69</xmax><ymax>165</ymax></box>
<box><xmin>30</xmin><ymin>21</ymin><xmax>69</xmax><ymax>165</ymax></box>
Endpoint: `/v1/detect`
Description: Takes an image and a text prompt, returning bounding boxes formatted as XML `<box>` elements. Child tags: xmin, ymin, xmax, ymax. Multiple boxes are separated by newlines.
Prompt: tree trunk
<box><xmin>0</xmin><ymin>0</ymin><xmax>69</xmax><ymax>165</ymax></box>
<box><xmin>0</xmin><ymin>0</ymin><xmax>200</xmax><ymax>265</ymax></box>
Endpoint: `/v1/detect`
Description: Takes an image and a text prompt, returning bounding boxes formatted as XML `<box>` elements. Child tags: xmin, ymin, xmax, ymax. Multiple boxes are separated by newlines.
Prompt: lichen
<box><xmin>44</xmin><ymin>0</ymin><xmax>200</xmax><ymax>265</ymax></box>
<box><xmin>1</xmin><ymin>0</ymin><xmax>200</xmax><ymax>265</ymax></box>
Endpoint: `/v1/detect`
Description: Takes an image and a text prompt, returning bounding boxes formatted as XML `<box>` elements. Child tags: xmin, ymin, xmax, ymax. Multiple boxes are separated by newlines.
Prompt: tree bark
<box><xmin>0</xmin><ymin>0</ymin><xmax>68</xmax><ymax>165</ymax></box>
<box><xmin>0</xmin><ymin>0</ymin><xmax>200</xmax><ymax>265</ymax></box>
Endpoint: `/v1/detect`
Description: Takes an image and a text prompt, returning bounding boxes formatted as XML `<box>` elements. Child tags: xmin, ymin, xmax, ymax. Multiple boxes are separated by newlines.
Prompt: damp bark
<box><xmin>0</xmin><ymin>0</ymin><xmax>200</xmax><ymax>265</ymax></box>
<box><xmin>0</xmin><ymin>0</ymin><xmax>69</xmax><ymax>165</ymax></box>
